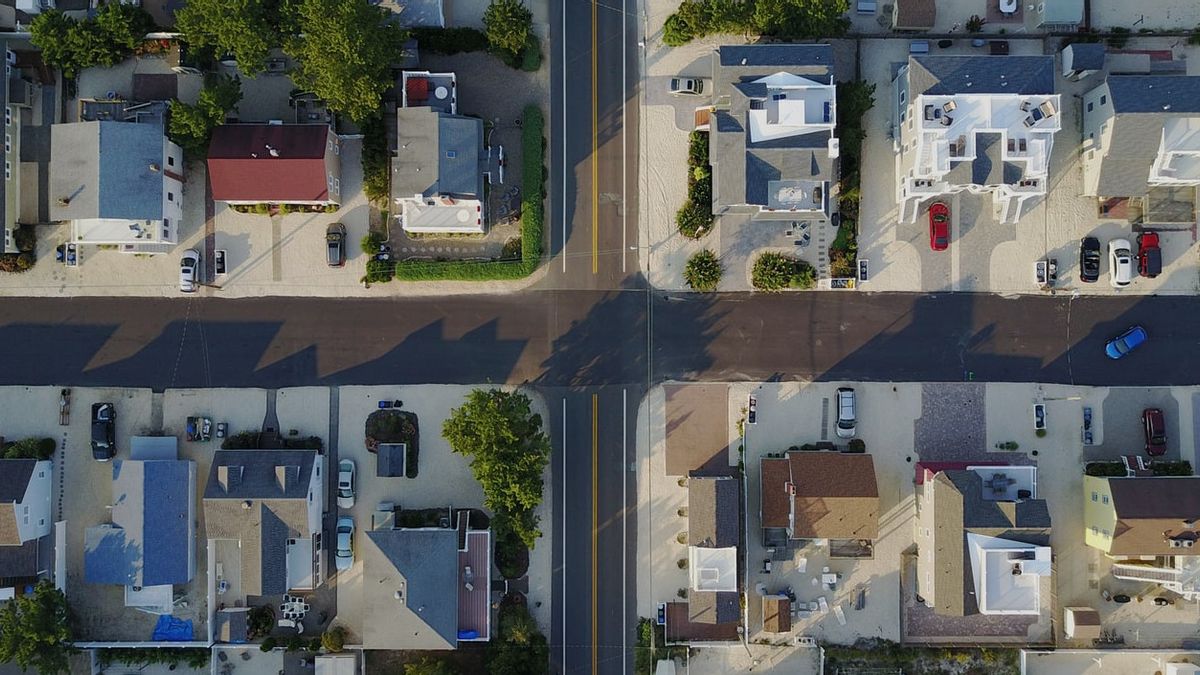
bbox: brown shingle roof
[1108,477,1200,555]
[894,0,936,29]
[760,458,792,529]
[689,476,740,548]
[788,453,879,539]
[762,595,791,633]
[664,601,739,642]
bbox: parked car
[337,459,356,509]
[928,201,949,251]
[326,223,346,267]
[91,402,115,461]
[179,249,201,293]
[335,517,355,572]
[1108,239,1134,288]
[1104,325,1147,360]
[1079,236,1100,283]
[1142,408,1166,457]
[1137,231,1162,278]
[835,387,857,439]
[669,77,710,96]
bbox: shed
[1062,44,1105,81]
[315,654,358,675]
[762,594,792,633]
[1063,606,1101,641]
[376,442,407,477]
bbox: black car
[91,402,115,461]
[1079,236,1101,282]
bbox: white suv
[1108,238,1134,288]
[179,249,201,293]
[835,388,857,439]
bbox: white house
[0,458,52,594]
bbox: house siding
[1082,476,1117,553]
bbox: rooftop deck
[457,530,491,641]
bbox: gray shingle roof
[944,132,1023,187]
[1108,76,1200,114]
[365,529,458,648]
[49,121,168,222]
[0,538,38,578]
[392,107,483,201]
[85,459,195,587]
[718,45,832,69]
[0,459,35,502]
[688,590,739,624]
[214,608,248,643]
[688,477,739,548]
[203,450,316,500]
[909,56,1055,96]
[1064,43,1105,72]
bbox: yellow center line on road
[591,0,599,275]
[591,393,599,675]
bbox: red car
[1137,231,1162,278]
[928,202,950,251]
[1142,408,1166,457]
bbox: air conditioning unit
[1170,539,1184,548]
[785,482,796,496]
[1183,540,1195,548]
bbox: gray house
[0,458,52,585]
[203,450,324,599]
[665,475,741,644]
[709,44,838,219]
[393,107,490,234]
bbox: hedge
[410,27,491,54]
[393,104,544,281]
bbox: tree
[176,0,278,75]
[405,657,458,675]
[320,626,345,653]
[752,0,849,38]
[443,389,551,549]
[751,252,815,291]
[287,0,406,123]
[684,249,721,292]
[483,0,533,57]
[29,10,77,76]
[94,1,155,51]
[168,75,242,157]
[0,580,72,674]
[488,606,549,675]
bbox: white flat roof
[1023,650,1200,675]
[689,546,737,592]
[73,218,166,244]
[968,533,1050,615]
[399,198,484,234]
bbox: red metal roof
[207,124,331,202]
[406,77,429,103]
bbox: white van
[836,388,857,439]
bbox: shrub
[13,224,36,253]
[321,626,345,653]
[662,0,754,46]
[965,14,985,32]
[847,439,866,453]
[751,252,815,291]
[361,115,391,202]
[221,431,260,450]
[1107,26,1131,48]
[1189,26,1200,46]
[519,35,542,71]
[1035,428,1047,438]
[677,558,688,569]
[247,605,274,639]
[684,249,721,291]
[411,27,490,54]
[495,527,530,579]
[676,199,712,238]
[259,637,277,652]
[2,437,56,460]
[1153,460,1193,477]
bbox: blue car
[1105,325,1147,359]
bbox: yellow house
[1082,475,1117,552]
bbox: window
[167,192,174,202]
[1100,94,1107,105]
[4,134,9,153]
[1087,102,1094,112]
[168,156,175,167]
[37,471,44,478]
[4,161,9,180]
[334,142,340,155]
[900,91,906,104]
[38,519,44,526]
[1091,492,1098,502]
[1102,495,1109,504]
[1090,526,1099,536]
[4,108,9,126]
[334,178,340,194]
[1102,529,1110,538]
[900,110,906,123]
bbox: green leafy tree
[287,0,406,123]
[684,249,721,292]
[168,75,242,157]
[29,10,78,76]
[405,657,459,675]
[176,0,278,75]
[752,0,849,38]
[0,580,72,674]
[94,1,155,51]
[483,0,533,57]
[320,626,345,653]
[67,19,125,70]
[488,605,549,675]
[443,389,550,549]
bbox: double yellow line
[591,0,599,275]
[591,393,599,674]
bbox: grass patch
[393,105,545,281]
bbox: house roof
[1107,477,1200,555]
[718,45,832,69]
[0,538,38,578]
[214,608,248,643]
[929,470,1051,616]
[1092,77,1200,197]
[664,600,739,642]
[688,477,739,548]
[392,108,484,200]
[203,450,317,596]
[944,132,1023,186]
[363,528,459,650]
[1064,43,1105,72]
[85,459,196,587]
[1108,76,1200,114]
[49,121,169,222]
[688,590,739,625]
[909,56,1056,96]
[0,459,36,502]
[208,124,332,202]
[894,0,936,29]
[761,452,880,540]
[762,595,791,633]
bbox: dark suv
[91,402,115,461]
[1142,408,1166,457]
[1079,236,1100,283]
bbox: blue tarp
[152,615,193,641]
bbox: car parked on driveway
[1137,231,1161,278]
[91,402,115,461]
[337,459,355,509]
[1142,408,1166,456]
[179,249,201,293]
[1105,325,1147,359]
[326,223,346,267]
[1108,239,1134,288]
[835,388,857,439]
[1079,236,1100,283]
[928,201,949,251]
[335,516,355,572]
[669,77,710,96]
